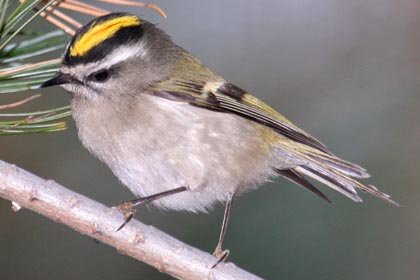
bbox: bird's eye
[89,69,111,83]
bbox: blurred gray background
[1,0,419,279]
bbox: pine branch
[0,159,262,280]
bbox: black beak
[40,73,81,88]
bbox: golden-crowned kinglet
[41,12,398,262]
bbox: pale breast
[72,94,279,212]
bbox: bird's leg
[115,186,187,231]
[212,192,235,268]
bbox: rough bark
[0,160,262,280]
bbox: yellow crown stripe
[70,15,141,57]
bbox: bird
[41,12,398,264]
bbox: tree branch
[0,160,261,280]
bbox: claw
[113,186,188,231]
[115,201,136,231]
[212,246,230,268]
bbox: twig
[59,0,109,15]
[35,0,167,34]
[97,0,167,18]
[36,8,80,35]
[0,94,41,110]
[0,160,262,280]
[49,1,107,16]
[0,58,61,78]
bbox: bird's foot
[114,201,136,231]
[211,245,230,268]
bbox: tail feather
[296,165,362,202]
[308,153,369,178]
[275,145,399,206]
[275,169,331,202]
[295,163,399,206]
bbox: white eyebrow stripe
[100,43,147,69]
[60,42,148,79]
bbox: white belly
[73,94,278,212]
